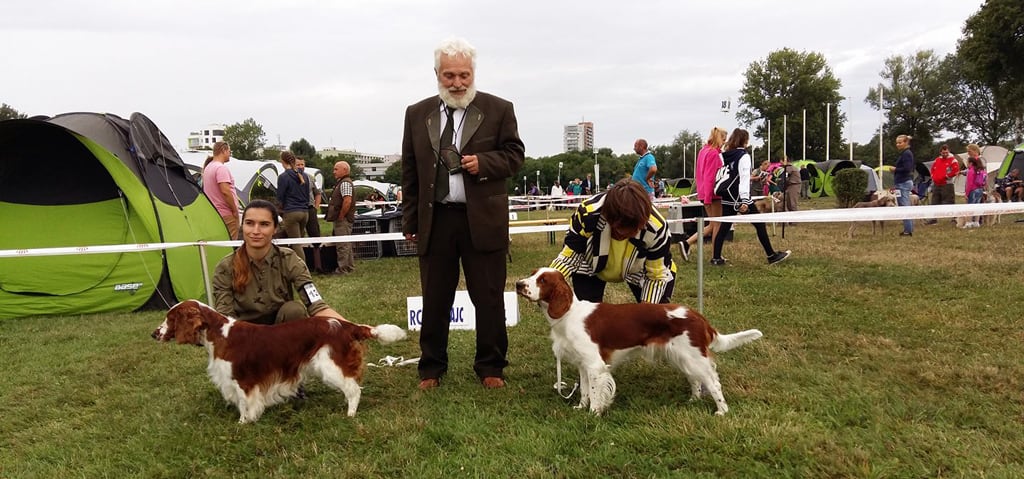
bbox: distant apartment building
[187,124,226,150]
[563,121,594,152]
[319,147,400,181]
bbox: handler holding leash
[549,178,677,304]
[211,199,344,325]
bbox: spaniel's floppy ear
[543,271,574,319]
[169,302,205,345]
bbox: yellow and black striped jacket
[549,192,676,303]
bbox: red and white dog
[152,300,406,423]
[515,268,762,415]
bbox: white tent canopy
[180,151,323,205]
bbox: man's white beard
[438,84,477,109]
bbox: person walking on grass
[710,128,791,266]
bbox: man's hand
[461,154,479,175]
[404,233,418,242]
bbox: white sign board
[407,291,520,331]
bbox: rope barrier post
[197,242,214,306]
[696,217,704,314]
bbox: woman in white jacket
[710,128,791,266]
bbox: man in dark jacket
[401,37,525,390]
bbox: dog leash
[554,356,579,399]
[367,356,420,367]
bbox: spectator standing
[581,173,593,195]
[276,151,310,258]
[295,157,323,271]
[799,165,811,199]
[325,161,355,275]
[893,135,915,236]
[550,180,564,197]
[781,156,801,213]
[631,139,657,198]
[400,37,525,390]
[925,144,960,225]
[202,141,240,239]
[963,144,986,228]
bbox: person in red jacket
[925,144,960,225]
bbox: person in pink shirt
[963,144,987,228]
[202,141,240,239]
[682,126,727,260]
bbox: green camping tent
[0,112,232,319]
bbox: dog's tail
[368,324,407,344]
[710,329,763,353]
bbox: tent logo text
[114,283,144,294]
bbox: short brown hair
[602,178,651,230]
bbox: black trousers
[712,202,775,260]
[418,205,509,380]
[571,272,674,304]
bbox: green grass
[2,200,1023,478]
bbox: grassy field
[2,199,1023,478]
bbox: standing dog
[515,268,762,415]
[983,190,1002,225]
[152,300,406,423]
[847,192,897,238]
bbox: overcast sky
[1,0,985,158]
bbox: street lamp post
[558,161,563,186]
[523,175,527,195]
[536,170,540,194]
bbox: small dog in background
[754,192,783,214]
[847,191,897,237]
[983,190,1003,225]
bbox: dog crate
[387,216,418,256]
[351,218,382,259]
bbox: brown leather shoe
[481,377,506,389]
[418,378,440,390]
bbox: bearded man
[400,37,525,391]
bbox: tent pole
[198,243,214,305]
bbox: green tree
[939,54,1014,145]
[651,130,703,179]
[289,138,317,160]
[382,160,402,185]
[865,50,949,163]
[0,103,27,120]
[738,48,845,161]
[956,0,1024,142]
[223,118,266,161]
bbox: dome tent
[0,112,232,319]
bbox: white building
[563,121,594,152]
[187,124,226,150]
[319,147,400,181]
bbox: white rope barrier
[2,202,1022,259]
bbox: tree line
[4,0,1019,194]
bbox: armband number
[302,283,322,304]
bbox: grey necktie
[435,106,455,201]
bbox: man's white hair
[434,37,477,70]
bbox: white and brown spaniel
[152,300,407,423]
[516,268,762,416]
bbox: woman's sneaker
[767,250,791,265]
[710,258,727,266]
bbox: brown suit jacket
[400,92,525,254]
